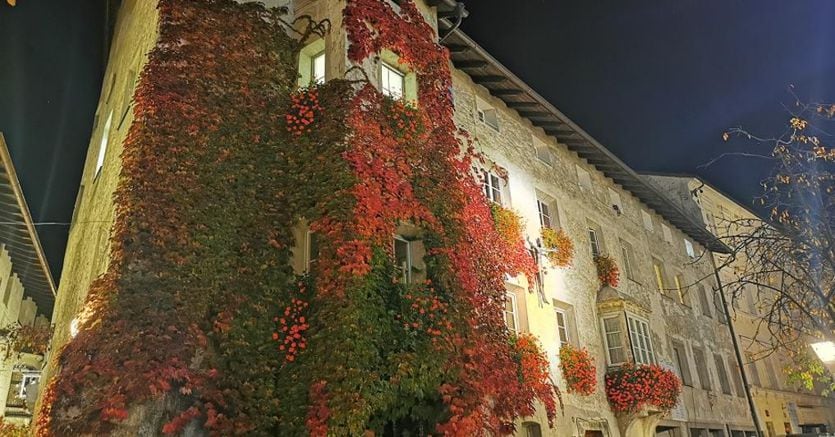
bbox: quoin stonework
[33,0,835,436]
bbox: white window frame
[482,170,504,205]
[537,198,552,229]
[381,62,405,99]
[626,313,655,365]
[588,227,601,258]
[393,235,412,284]
[555,308,570,347]
[476,97,500,131]
[533,136,552,166]
[17,371,40,399]
[95,110,113,178]
[601,316,626,365]
[662,224,673,243]
[576,165,592,191]
[311,51,326,84]
[504,292,519,335]
[620,239,635,281]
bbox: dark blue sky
[1,0,834,283]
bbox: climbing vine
[38,0,559,435]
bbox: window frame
[555,308,570,348]
[671,340,693,386]
[305,230,319,273]
[601,315,627,365]
[310,50,326,85]
[482,169,504,205]
[626,313,655,365]
[713,353,733,395]
[620,239,636,281]
[504,292,519,335]
[693,346,712,390]
[684,238,696,259]
[588,227,602,258]
[652,257,667,294]
[393,235,412,284]
[95,110,114,178]
[381,62,405,99]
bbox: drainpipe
[710,254,764,437]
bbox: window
[684,239,696,258]
[311,51,326,84]
[522,422,542,437]
[555,309,570,348]
[504,293,518,334]
[698,285,712,317]
[305,231,319,272]
[482,170,503,205]
[671,341,693,386]
[394,236,412,284]
[381,62,405,99]
[620,239,635,281]
[537,196,558,229]
[714,291,728,323]
[602,316,626,365]
[588,227,602,258]
[96,110,114,177]
[661,224,673,243]
[730,362,745,397]
[576,166,592,191]
[608,188,623,216]
[674,273,687,305]
[16,372,39,400]
[641,210,654,231]
[652,258,667,294]
[765,359,780,389]
[533,137,553,166]
[693,347,712,390]
[714,354,732,394]
[746,353,761,387]
[476,96,499,131]
[627,315,655,365]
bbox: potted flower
[594,254,620,287]
[605,363,682,414]
[559,344,596,395]
[540,228,574,267]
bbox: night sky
[2,0,834,285]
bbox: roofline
[439,29,731,254]
[0,133,57,303]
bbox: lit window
[482,170,503,205]
[394,236,411,284]
[504,293,518,334]
[674,273,687,305]
[652,258,667,294]
[96,110,113,177]
[555,309,569,347]
[537,198,552,229]
[311,51,326,84]
[626,314,655,365]
[602,316,626,365]
[684,239,696,258]
[381,62,405,99]
[588,227,601,258]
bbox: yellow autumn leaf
[6,0,15,6]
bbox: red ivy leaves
[558,344,597,396]
[605,363,682,413]
[594,254,620,287]
[286,87,322,136]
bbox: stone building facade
[644,175,835,437]
[40,0,827,435]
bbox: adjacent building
[0,133,55,425]
[39,0,834,436]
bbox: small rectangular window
[627,315,655,365]
[602,316,626,365]
[674,273,687,305]
[714,354,732,394]
[620,239,635,281]
[478,108,500,131]
[684,239,696,258]
[608,188,623,216]
[482,170,503,205]
[311,51,326,84]
[576,166,592,191]
[641,210,654,231]
[765,359,780,389]
[745,353,761,387]
[652,258,667,294]
[662,224,673,243]
[730,362,745,397]
[381,62,405,99]
[555,309,569,347]
[672,341,693,386]
[714,292,728,324]
[698,285,713,317]
[504,293,518,334]
[537,197,557,229]
[693,347,712,390]
[394,236,411,284]
[305,231,319,272]
[533,137,553,165]
[588,228,601,258]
